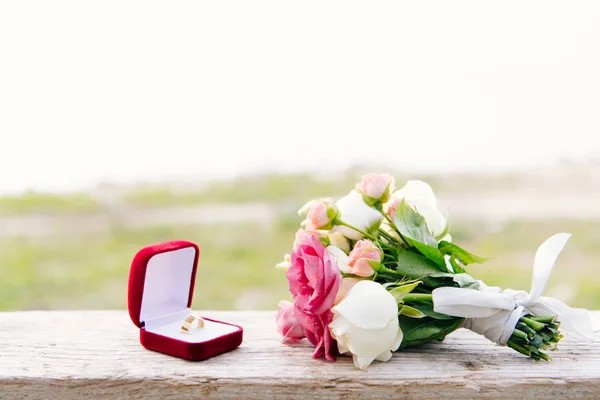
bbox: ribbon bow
[432,233,594,345]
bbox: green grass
[1,215,599,311]
[1,171,599,311]
[119,173,360,207]
[0,192,100,215]
[0,221,295,311]
[118,170,525,208]
[0,169,527,213]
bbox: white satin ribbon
[432,233,594,345]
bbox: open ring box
[128,241,243,360]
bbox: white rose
[327,231,351,253]
[275,254,291,270]
[333,190,383,241]
[329,280,403,370]
[389,180,451,241]
[327,245,351,274]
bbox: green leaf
[395,250,479,289]
[408,302,456,320]
[452,273,479,289]
[398,316,464,349]
[396,250,464,289]
[438,241,489,266]
[394,200,437,247]
[389,281,422,303]
[447,255,466,274]
[399,305,427,318]
[406,238,447,269]
[396,250,446,277]
[430,272,480,289]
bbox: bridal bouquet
[275,174,594,369]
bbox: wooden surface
[0,311,599,399]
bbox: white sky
[1,1,599,194]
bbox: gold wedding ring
[181,314,205,334]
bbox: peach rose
[327,240,381,277]
[383,197,401,220]
[299,198,338,231]
[347,240,382,277]
[356,174,395,205]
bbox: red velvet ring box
[128,240,243,360]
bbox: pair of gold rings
[181,315,205,335]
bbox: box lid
[128,241,200,328]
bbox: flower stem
[381,213,412,249]
[378,266,403,276]
[527,315,557,324]
[512,329,529,341]
[377,228,397,243]
[507,339,531,357]
[403,294,433,303]
[334,220,377,241]
[520,316,546,331]
[507,314,563,361]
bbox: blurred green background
[1,167,599,311]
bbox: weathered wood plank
[0,311,598,399]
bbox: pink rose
[293,229,325,250]
[276,300,306,344]
[347,240,382,277]
[384,198,401,220]
[300,199,338,231]
[356,174,395,205]
[286,235,342,361]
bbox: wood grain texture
[0,310,599,399]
